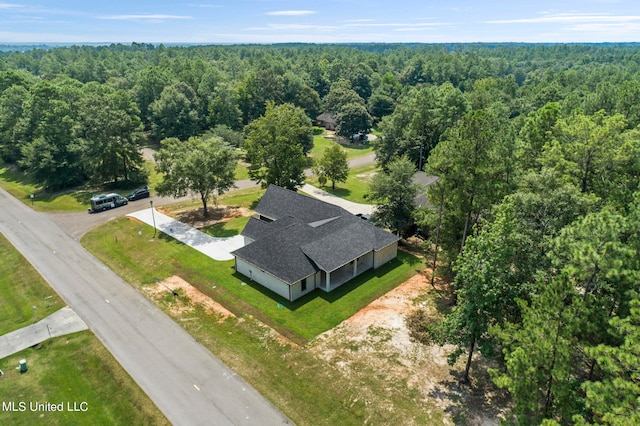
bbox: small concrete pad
[0,306,88,359]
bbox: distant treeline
[1,42,640,189]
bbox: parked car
[126,187,150,201]
[355,213,371,221]
[88,193,128,213]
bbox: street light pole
[150,200,157,238]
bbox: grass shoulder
[0,234,65,335]
[0,234,168,425]
[0,160,159,213]
[0,331,169,425]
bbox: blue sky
[1,1,639,44]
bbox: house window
[301,277,307,292]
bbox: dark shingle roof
[254,184,346,222]
[301,221,372,271]
[232,185,400,284]
[232,220,319,284]
[413,171,440,207]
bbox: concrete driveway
[0,306,88,359]
[127,208,245,261]
[300,183,376,216]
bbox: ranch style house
[231,185,400,301]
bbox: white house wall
[290,271,321,301]
[235,257,291,300]
[374,242,398,269]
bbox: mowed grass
[0,233,65,335]
[308,128,373,162]
[234,159,250,181]
[0,331,169,426]
[306,162,379,204]
[0,163,90,212]
[0,159,160,213]
[81,216,422,342]
[201,215,251,238]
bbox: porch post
[325,271,330,291]
[353,258,358,277]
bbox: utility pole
[150,200,157,238]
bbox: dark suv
[126,187,150,201]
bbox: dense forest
[1,43,639,424]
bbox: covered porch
[318,251,373,292]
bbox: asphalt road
[50,177,260,240]
[0,187,291,426]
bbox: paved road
[50,177,260,240]
[300,183,375,216]
[52,152,377,240]
[0,187,291,426]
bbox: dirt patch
[143,276,235,320]
[308,269,505,425]
[354,171,378,182]
[146,271,504,423]
[144,276,298,348]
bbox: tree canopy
[313,143,349,190]
[243,102,311,190]
[155,135,237,216]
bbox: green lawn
[0,159,160,213]
[308,128,373,162]
[0,233,65,335]
[81,217,422,343]
[80,217,442,425]
[0,331,169,426]
[234,160,250,181]
[201,215,251,238]
[306,162,379,204]
[0,233,168,425]
[0,163,89,212]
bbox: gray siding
[235,257,291,300]
[290,272,318,300]
[374,242,398,269]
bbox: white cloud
[99,14,192,21]
[266,10,316,16]
[190,3,223,8]
[0,3,23,9]
[344,22,448,29]
[487,13,640,24]
[246,23,337,31]
[566,22,640,32]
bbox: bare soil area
[308,270,507,425]
[144,276,235,320]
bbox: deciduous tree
[313,143,349,190]
[335,102,372,142]
[244,102,311,190]
[155,136,237,216]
